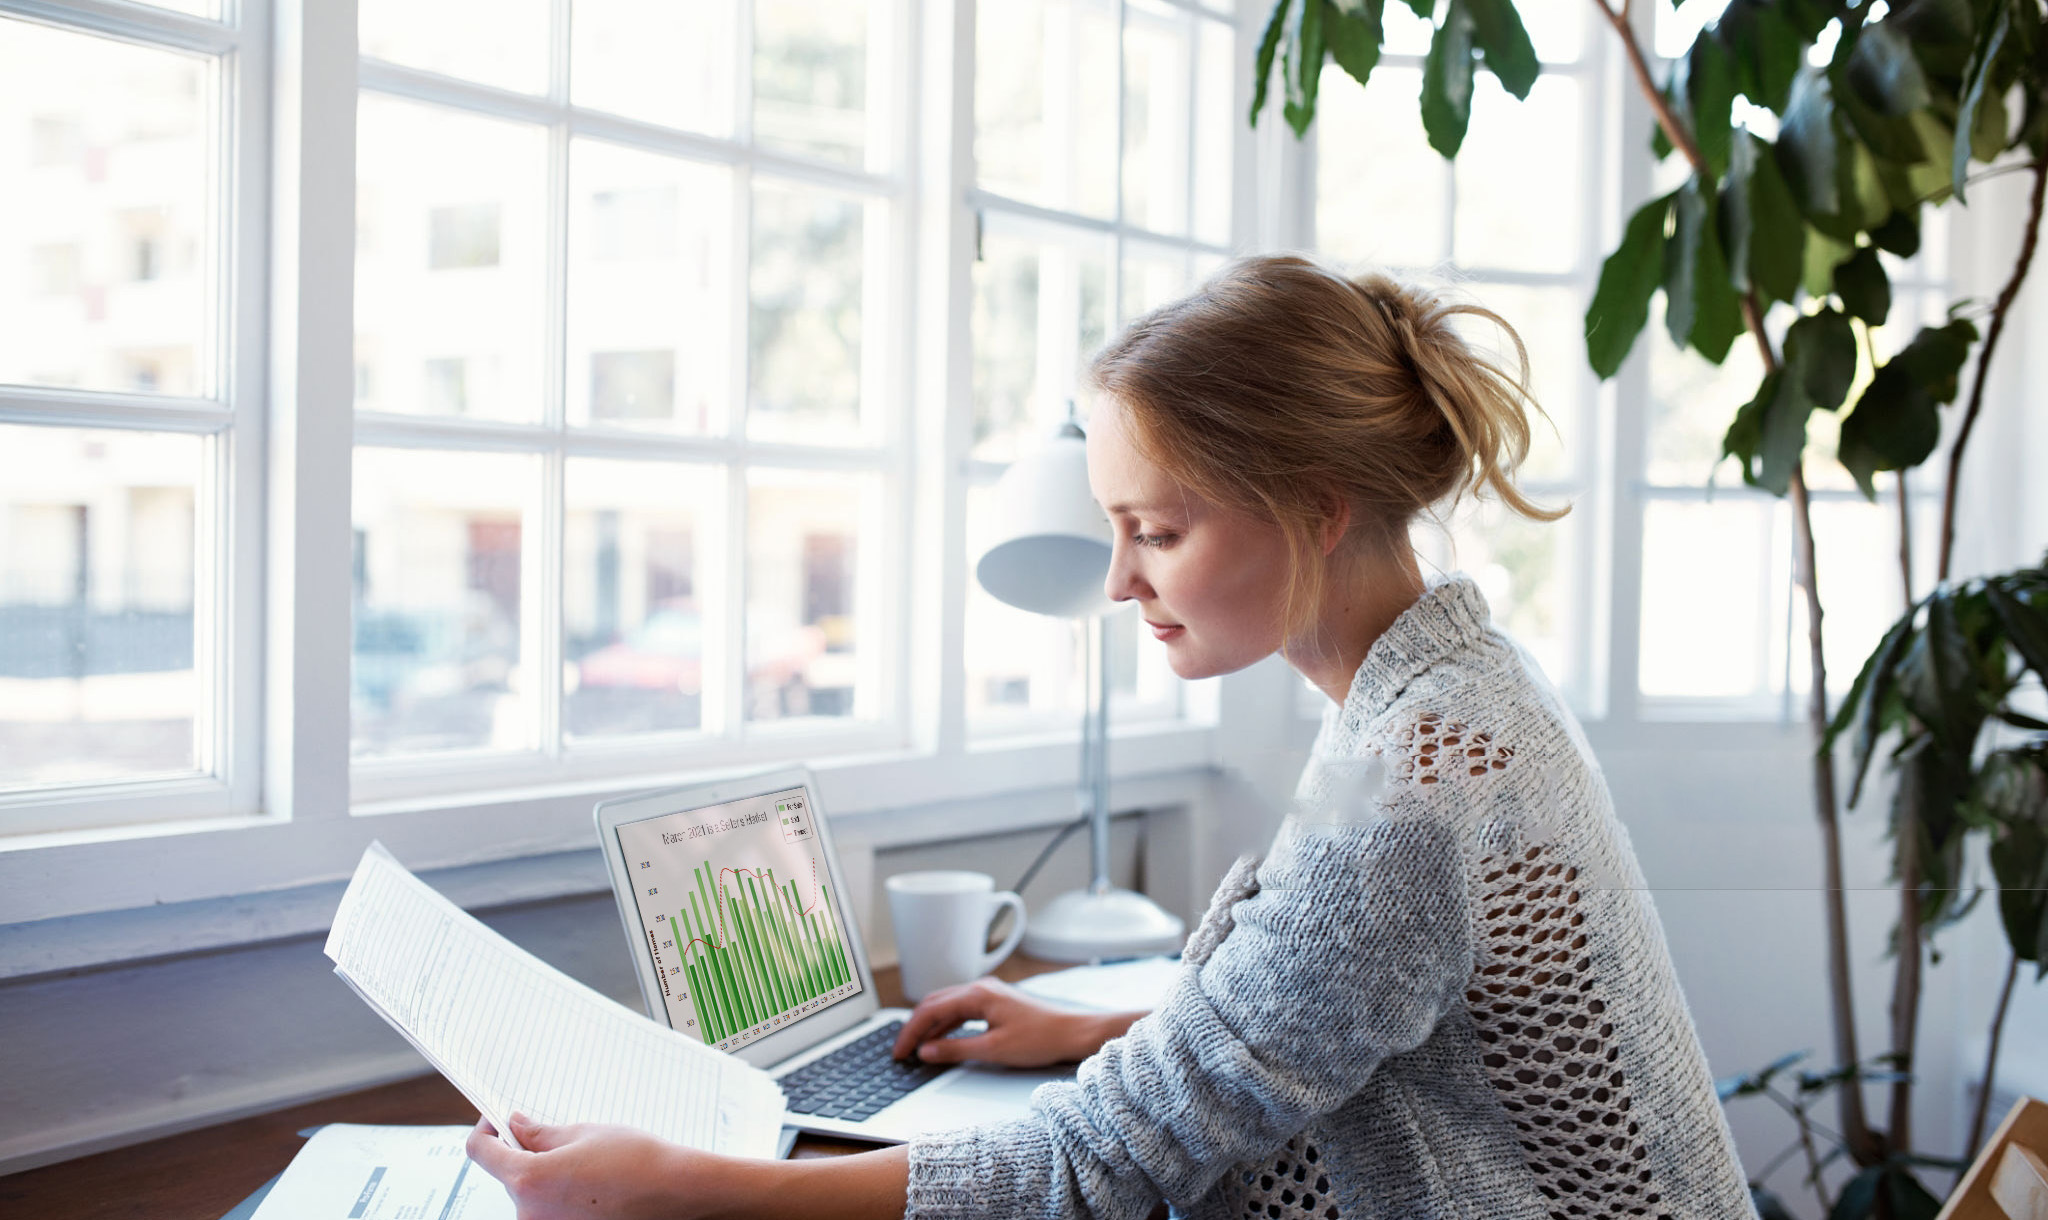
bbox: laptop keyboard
[778,1021,950,1122]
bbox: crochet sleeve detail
[904,815,1473,1220]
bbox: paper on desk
[249,1124,512,1220]
[325,843,785,1159]
[1015,955,1184,1014]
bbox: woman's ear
[1318,496,1352,557]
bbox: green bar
[765,875,815,1002]
[692,891,750,1031]
[737,876,790,1014]
[684,948,720,1041]
[748,875,800,1010]
[820,882,851,985]
[706,866,771,1027]
[687,905,740,1038]
[808,911,838,990]
[801,907,831,994]
[798,888,831,998]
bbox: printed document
[325,843,785,1158]
[250,1124,512,1220]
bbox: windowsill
[0,720,1218,980]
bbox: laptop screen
[613,784,866,1052]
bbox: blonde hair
[1087,253,1565,643]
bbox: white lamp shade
[975,428,1115,618]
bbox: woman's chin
[1162,639,1271,682]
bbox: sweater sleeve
[903,811,1473,1220]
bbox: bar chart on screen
[616,787,864,1051]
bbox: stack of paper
[325,843,785,1158]
[249,1125,513,1220]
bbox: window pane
[0,426,201,789]
[1454,75,1583,274]
[0,18,214,397]
[352,448,536,758]
[565,460,722,739]
[1639,499,1779,700]
[359,0,549,94]
[1645,298,1767,485]
[1121,243,1190,325]
[972,226,1111,464]
[1790,498,1930,697]
[746,472,874,723]
[1314,64,1448,269]
[355,97,549,422]
[1459,283,1585,483]
[754,0,868,168]
[568,141,732,433]
[748,184,865,442]
[1192,19,1236,247]
[572,0,735,135]
[1123,1,1191,238]
[976,0,1118,219]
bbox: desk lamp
[976,419,1187,963]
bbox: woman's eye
[1132,531,1178,549]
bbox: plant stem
[1940,156,2048,581]
[1788,465,1879,1165]
[1895,472,1913,608]
[1794,1098,1834,1216]
[1590,0,1879,1164]
[1888,821,1922,1156]
[1966,954,2020,1161]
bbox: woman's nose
[1104,540,1150,604]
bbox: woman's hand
[465,1113,716,1220]
[891,977,1143,1068]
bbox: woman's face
[1086,403,1295,680]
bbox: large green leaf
[1723,0,1805,113]
[1586,193,1672,380]
[1324,0,1386,89]
[1902,589,1986,758]
[1722,366,1814,495]
[1690,36,1738,179]
[1980,748,2048,965]
[1955,0,2014,200]
[1833,245,1892,323]
[1884,1164,1945,1220]
[1281,0,1326,137]
[1832,1166,1884,1220]
[1986,581,2048,679]
[1837,322,1977,498]
[1466,0,1537,99]
[1847,22,1933,117]
[1831,604,1918,807]
[1804,227,1855,298]
[1725,132,1807,304]
[1251,0,1295,126]
[1420,0,1477,157]
[1870,209,1921,258]
[1785,308,1857,410]
[1778,69,1842,215]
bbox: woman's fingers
[509,1112,571,1153]
[465,1117,525,1181]
[910,1031,992,1065]
[891,984,989,1059]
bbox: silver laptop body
[595,765,1067,1144]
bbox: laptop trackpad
[884,1065,1069,1132]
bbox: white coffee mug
[885,870,1027,1002]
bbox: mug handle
[980,891,1028,973]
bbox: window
[964,0,1240,736]
[0,1,259,831]
[1311,3,1603,713]
[349,0,905,799]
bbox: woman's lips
[1146,620,1184,642]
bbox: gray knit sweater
[905,576,1754,1220]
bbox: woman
[466,254,1754,1220]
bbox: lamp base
[1021,887,1187,963]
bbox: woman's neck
[1287,547,1427,707]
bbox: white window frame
[0,0,1239,957]
[0,0,270,837]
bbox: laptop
[595,765,1070,1143]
